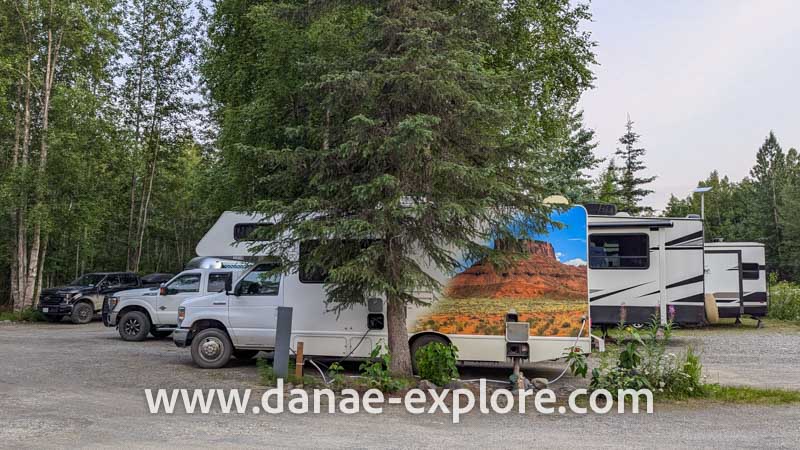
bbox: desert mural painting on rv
[413,206,589,338]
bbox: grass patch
[0,308,45,322]
[702,384,800,405]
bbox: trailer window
[742,263,760,280]
[589,234,649,269]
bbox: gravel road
[0,321,798,449]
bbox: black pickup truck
[38,272,143,324]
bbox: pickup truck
[38,272,142,324]
[103,268,243,341]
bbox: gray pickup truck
[38,272,142,324]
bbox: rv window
[233,223,272,241]
[208,272,232,292]
[742,263,760,280]
[299,239,381,284]
[237,264,280,296]
[589,234,649,269]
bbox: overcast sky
[579,0,800,211]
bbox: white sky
[579,0,800,211]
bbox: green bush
[359,342,411,392]
[0,308,45,322]
[414,342,459,386]
[768,280,800,322]
[591,316,705,398]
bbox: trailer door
[704,251,743,318]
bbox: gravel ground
[0,321,799,449]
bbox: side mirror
[159,286,167,296]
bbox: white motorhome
[704,241,768,320]
[586,209,767,327]
[173,208,595,368]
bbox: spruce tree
[614,117,655,215]
[203,0,595,375]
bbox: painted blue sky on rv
[502,206,588,266]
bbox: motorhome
[173,208,596,368]
[586,207,767,327]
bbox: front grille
[40,295,65,305]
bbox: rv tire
[191,328,232,369]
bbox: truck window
[208,272,232,292]
[589,234,649,269]
[104,275,122,287]
[120,274,138,287]
[742,263,760,280]
[237,264,280,296]
[167,274,201,293]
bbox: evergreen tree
[543,107,602,202]
[614,116,655,215]
[593,158,622,206]
[203,0,596,375]
[750,132,787,277]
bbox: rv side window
[589,234,649,269]
[237,264,280,296]
[742,263,760,280]
[299,241,327,283]
[208,272,232,292]
[233,223,272,241]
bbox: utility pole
[692,186,712,220]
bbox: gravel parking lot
[0,321,799,449]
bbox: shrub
[591,316,705,399]
[256,358,277,386]
[359,342,411,392]
[414,342,459,386]
[0,308,45,322]
[768,280,800,322]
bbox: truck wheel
[150,329,173,339]
[71,302,94,324]
[410,334,449,373]
[191,328,233,369]
[233,349,259,360]
[118,311,150,341]
[44,314,62,323]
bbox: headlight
[108,296,120,310]
[177,306,186,323]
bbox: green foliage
[612,117,656,215]
[327,362,346,389]
[256,357,277,386]
[359,342,412,392]
[414,342,459,386]
[0,308,45,322]
[703,384,800,405]
[591,318,705,399]
[664,132,800,282]
[768,281,800,322]
[565,347,588,378]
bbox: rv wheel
[410,334,449,373]
[191,328,232,369]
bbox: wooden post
[295,341,304,380]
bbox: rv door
[704,251,743,318]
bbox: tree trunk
[386,296,412,376]
[33,237,47,306]
[134,136,160,272]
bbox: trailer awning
[589,220,674,229]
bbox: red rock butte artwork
[444,239,587,301]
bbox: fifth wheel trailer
[587,213,768,326]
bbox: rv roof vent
[686,214,701,219]
[583,203,617,216]
[615,212,631,217]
